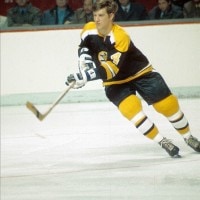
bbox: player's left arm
[100,31,131,80]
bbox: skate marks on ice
[1,132,199,178]
[1,135,200,200]
[1,100,200,179]
[1,100,200,200]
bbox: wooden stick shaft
[26,82,75,121]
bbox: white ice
[1,99,200,200]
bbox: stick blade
[26,101,45,121]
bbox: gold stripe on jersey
[80,22,150,85]
[81,22,98,40]
[101,61,119,79]
[101,62,114,79]
[81,22,130,53]
[103,65,153,86]
[112,24,130,52]
[106,61,119,73]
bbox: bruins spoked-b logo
[98,51,121,65]
[98,51,108,62]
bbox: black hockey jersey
[79,22,153,86]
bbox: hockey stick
[26,81,75,121]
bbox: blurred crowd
[0,0,199,28]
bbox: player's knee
[118,95,142,120]
[153,94,180,117]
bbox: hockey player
[66,0,200,157]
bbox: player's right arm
[66,23,100,89]
[66,50,99,89]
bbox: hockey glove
[66,73,86,89]
[66,48,98,89]
[78,47,98,81]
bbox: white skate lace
[159,138,174,150]
[186,136,199,147]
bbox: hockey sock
[167,110,191,138]
[153,94,191,138]
[130,110,159,140]
[118,95,161,140]
[153,94,179,117]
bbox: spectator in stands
[7,0,41,27]
[0,15,8,28]
[172,0,190,8]
[136,0,158,11]
[68,0,83,10]
[115,0,149,21]
[149,0,184,19]
[72,0,94,24]
[183,0,200,17]
[42,0,74,25]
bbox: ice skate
[159,138,180,157]
[184,135,200,152]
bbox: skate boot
[184,135,200,152]
[159,138,180,157]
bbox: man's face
[15,0,28,7]
[56,0,68,8]
[158,0,170,12]
[83,0,93,14]
[93,8,114,35]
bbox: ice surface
[1,99,200,200]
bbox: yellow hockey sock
[153,95,190,135]
[118,95,159,139]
